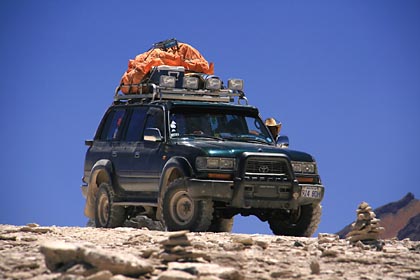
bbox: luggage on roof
[120,39,214,94]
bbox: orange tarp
[120,43,214,94]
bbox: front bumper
[186,178,324,210]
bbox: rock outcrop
[398,213,420,241]
[1,224,419,279]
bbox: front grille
[246,159,287,174]
[244,157,291,182]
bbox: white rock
[40,241,153,277]
[318,233,339,244]
[232,235,254,246]
[82,247,153,276]
[157,270,197,280]
[39,241,83,271]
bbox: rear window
[99,109,126,141]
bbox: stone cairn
[346,201,385,247]
[159,230,208,263]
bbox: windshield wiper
[223,135,270,144]
[181,134,224,141]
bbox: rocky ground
[1,224,419,280]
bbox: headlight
[291,161,316,174]
[196,157,235,171]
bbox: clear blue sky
[1,1,419,235]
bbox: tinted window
[144,107,164,137]
[125,107,148,141]
[99,109,126,141]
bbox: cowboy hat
[265,117,282,127]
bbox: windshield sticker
[170,120,179,137]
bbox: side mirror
[277,135,289,148]
[85,140,93,147]
[144,128,163,142]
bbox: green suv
[82,72,324,236]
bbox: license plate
[301,186,322,199]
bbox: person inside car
[265,117,282,142]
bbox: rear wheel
[268,204,321,237]
[95,183,126,228]
[162,178,213,231]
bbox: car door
[111,105,165,201]
[135,106,166,194]
[112,106,148,192]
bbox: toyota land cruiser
[81,71,324,236]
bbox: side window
[99,109,126,141]
[144,107,164,138]
[125,107,148,141]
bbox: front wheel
[268,204,322,237]
[95,183,126,228]
[162,178,214,232]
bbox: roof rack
[114,83,249,105]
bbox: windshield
[169,107,274,144]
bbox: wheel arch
[156,156,193,220]
[84,159,114,219]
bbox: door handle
[134,152,140,159]
[112,151,117,157]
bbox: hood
[174,139,314,162]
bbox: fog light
[159,75,176,88]
[206,78,222,90]
[183,76,199,89]
[228,79,244,91]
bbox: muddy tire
[268,204,322,237]
[95,183,126,228]
[208,216,234,233]
[162,178,213,232]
